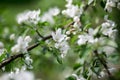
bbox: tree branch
[0,35,52,69]
[0,53,24,69]
[0,3,90,69]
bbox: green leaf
[93,0,97,6]
[22,28,30,37]
[66,76,76,80]
[94,26,101,38]
[56,56,63,64]
[83,23,92,31]
[0,49,7,62]
[0,53,6,62]
[51,48,63,64]
[87,75,91,80]
[73,63,81,70]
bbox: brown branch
[27,42,40,51]
[27,35,52,51]
[94,50,112,77]
[0,35,52,69]
[0,53,24,69]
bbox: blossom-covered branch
[0,35,52,69]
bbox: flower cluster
[105,0,120,12]
[101,21,116,39]
[0,70,34,80]
[62,0,83,18]
[11,36,32,53]
[77,28,98,45]
[17,9,40,24]
[41,7,60,24]
[62,0,82,35]
[17,7,60,25]
[101,15,117,39]
[52,28,69,58]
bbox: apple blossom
[16,9,40,24]
[11,36,32,53]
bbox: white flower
[25,55,33,66]
[77,34,88,45]
[105,0,116,12]
[11,45,21,53]
[117,2,120,9]
[41,7,60,24]
[24,36,32,43]
[11,36,32,53]
[14,68,20,74]
[101,21,117,38]
[77,28,98,45]
[73,16,81,28]
[55,41,69,58]
[10,34,15,40]
[41,13,55,24]
[9,71,14,79]
[73,16,80,22]
[17,9,40,24]
[100,71,106,78]
[52,28,69,58]
[66,31,71,35]
[65,0,73,4]
[14,71,34,80]
[52,28,67,42]
[62,0,83,18]
[0,71,34,80]
[87,28,98,43]
[48,7,60,16]
[62,5,82,18]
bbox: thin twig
[94,50,112,77]
[35,28,44,39]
